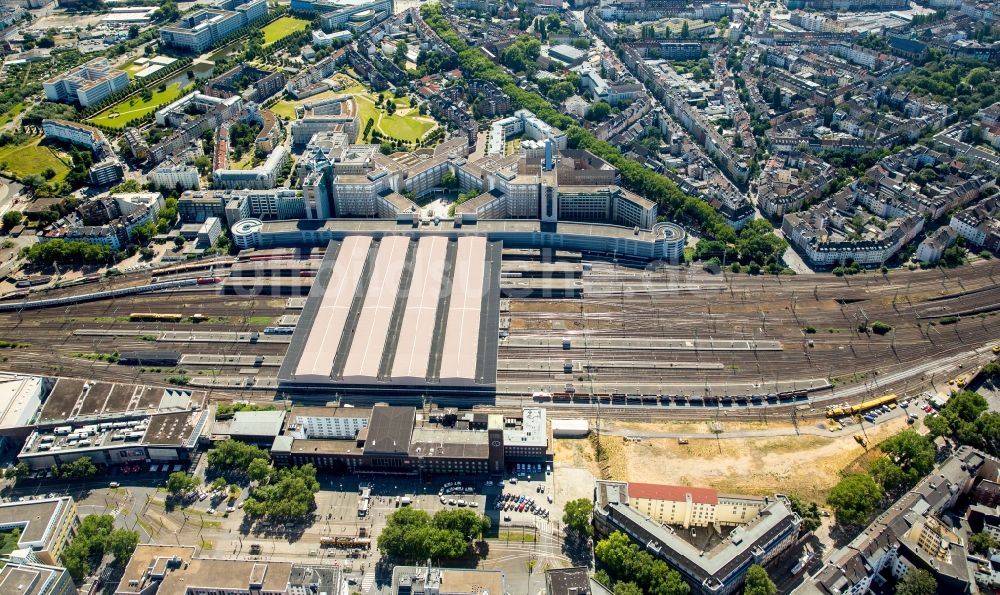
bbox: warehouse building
[0,374,46,447]
[13,379,210,471]
[594,481,801,595]
[551,418,589,437]
[271,404,550,475]
[18,409,209,471]
[277,235,500,399]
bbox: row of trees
[828,430,936,526]
[51,457,99,479]
[20,240,115,266]
[377,507,490,562]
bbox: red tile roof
[627,483,718,505]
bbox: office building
[154,92,243,127]
[41,119,112,160]
[0,562,75,595]
[88,159,126,186]
[42,58,129,107]
[148,163,201,191]
[487,109,567,157]
[196,217,222,248]
[0,497,79,566]
[160,0,267,53]
[391,564,506,595]
[114,544,347,595]
[213,146,289,190]
[291,0,393,32]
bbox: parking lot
[492,464,554,531]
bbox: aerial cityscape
[0,0,998,593]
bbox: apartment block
[595,481,801,595]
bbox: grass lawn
[1,529,21,566]
[379,108,436,141]
[0,103,26,127]
[231,153,259,170]
[497,531,537,542]
[354,93,435,143]
[86,82,189,129]
[261,16,310,47]
[0,137,70,182]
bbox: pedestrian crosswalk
[360,571,375,594]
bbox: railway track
[0,260,995,420]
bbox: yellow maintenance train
[826,394,897,418]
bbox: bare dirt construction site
[554,417,910,503]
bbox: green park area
[0,136,70,182]
[353,89,436,143]
[271,76,437,144]
[262,16,310,47]
[0,103,26,127]
[86,82,189,129]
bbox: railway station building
[270,404,550,476]
[277,235,501,401]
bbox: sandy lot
[554,416,909,503]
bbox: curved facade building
[232,218,264,249]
